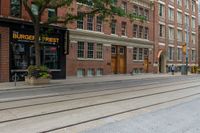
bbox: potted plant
[25,65,52,85]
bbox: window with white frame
[185,15,189,25]
[121,22,127,36]
[168,7,174,21]
[144,9,149,20]
[159,4,165,17]
[192,18,195,29]
[159,24,165,37]
[133,47,138,60]
[192,34,195,44]
[111,20,116,34]
[138,48,143,60]
[77,69,85,77]
[177,0,182,7]
[138,26,143,38]
[87,69,94,77]
[121,1,127,13]
[77,12,84,29]
[87,43,94,58]
[177,11,182,24]
[87,14,93,30]
[133,24,138,38]
[192,0,195,13]
[144,27,149,39]
[96,44,103,59]
[168,27,174,40]
[177,30,182,41]
[96,68,103,76]
[177,48,182,61]
[168,47,174,61]
[96,16,103,32]
[184,0,189,9]
[77,42,84,58]
[192,50,195,61]
[133,5,138,15]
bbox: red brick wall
[0,27,9,82]
[66,42,112,76]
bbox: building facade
[67,0,154,77]
[0,0,68,82]
[153,0,199,73]
[0,0,199,82]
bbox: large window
[177,0,182,7]
[121,1,127,13]
[111,20,116,34]
[87,43,94,58]
[11,44,60,69]
[77,12,84,29]
[133,24,138,38]
[87,14,93,30]
[192,18,195,29]
[177,11,182,24]
[168,27,174,40]
[192,50,195,61]
[96,44,103,59]
[159,4,165,17]
[168,47,174,61]
[138,26,143,38]
[168,7,174,21]
[77,42,84,58]
[184,0,189,9]
[159,24,165,37]
[192,0,195,13]
[121,22,127,36]
[177,48,182,61]
[177,30,182,42]
[10,0,21,17]
[96,16,103,32]
[133,47,145,61]
[48,8,57,19]
[144,27,149,39]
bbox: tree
[22,0,147,66]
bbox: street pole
[185,23,189,75]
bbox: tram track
[0,81,200,124]
[0,78,199,111]
[41,92,200,133]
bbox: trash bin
[181,65,186,75]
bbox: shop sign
[12,31,60,45]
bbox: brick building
[67,0,154,77]
[0,0,199,82]
[0,0,68,82]
[153,0,199,73]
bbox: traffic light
[182,43,186,55]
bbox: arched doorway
[159,53,166,73]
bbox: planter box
[25,76,50,85]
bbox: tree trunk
[34,21,41,66]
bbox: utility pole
[185,22,189,75]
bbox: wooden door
[111,46,117,74]
[119,46,126,74]
[144,58,148,73]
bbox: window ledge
[77,58,104,61]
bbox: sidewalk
[0,73,193,91]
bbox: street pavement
[0,73,199,133]
[0,73,192,90]
[81,97,200,133]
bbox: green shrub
[27,65,52,79]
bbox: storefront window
[10,0,21,17]
[42,46,59,69]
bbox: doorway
[159,53,166,73]
[111,45,126,74]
